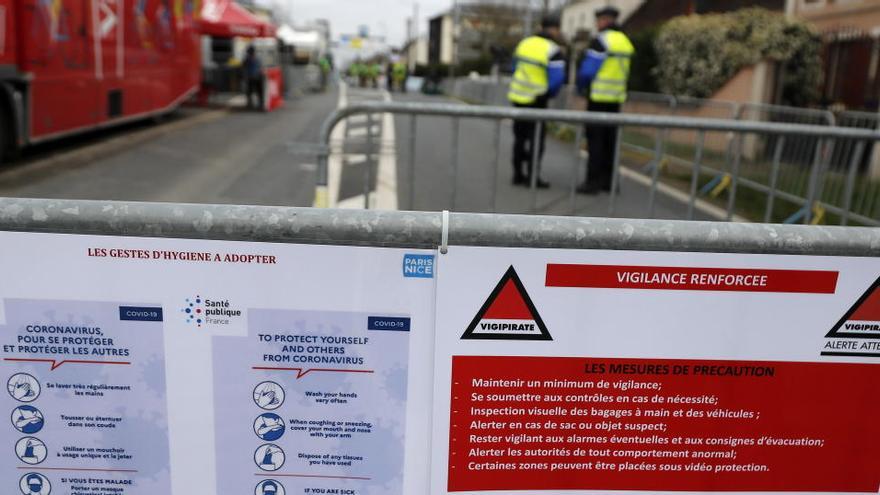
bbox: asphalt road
[0,90,338,206]
[0,85,719,221]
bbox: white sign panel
[432,246,880,495]
[0,232,435,495]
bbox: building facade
[428,13,455,65]
[560,0,644,42]
[428,4,527,70]
[404,36,430,71]
[788,0,880,110]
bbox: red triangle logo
[461,266,551,340]
[827,276,880,339]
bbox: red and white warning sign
[432,247,880,495]
[461,266,550,340]
[827,276,880,339]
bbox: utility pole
[449,0,460,78]
[413,2,419,40]
[408,3,419,72]
[524,0,533,37]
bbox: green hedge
[653,7,821,106]
[629,25,661,93]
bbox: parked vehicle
[0,0,201,163]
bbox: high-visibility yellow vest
[590,29,634,104]
[508,36,559,105]
[392,62,407,80]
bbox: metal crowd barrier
[446,81,880,225]
[833,110,880,224]
[0,198,877,257]
[623,94,740,212]
[312,101,880,226]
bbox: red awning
[199,0,275,38]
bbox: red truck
[0,0,201,163]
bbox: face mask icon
[29,479,42,492]
[255,479,285,495]
[19,472,50,495]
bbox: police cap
[541,14,561,28]
[594,6,620,18]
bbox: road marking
[327,83,348,207]
[618,167,748,222]
[328,85,397,210]
[374,90,398,210]
[346,127,369,137]
[576,148,747,221]
[336,194,366,209]
[346,126,381,137]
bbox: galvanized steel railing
[312,101,880,226]
[446,81,880,225]
[0,197,878,257]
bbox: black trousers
[584,101,621,188]
[246,76,264,110]
[512,103,547,179]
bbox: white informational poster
[0,232,436,495]
[431,246,880,495]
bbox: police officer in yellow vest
[508,15,566,188]
[575,6,634,194]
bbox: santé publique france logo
[181,296,204,327]
[461,266,551,340]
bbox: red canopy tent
[199,0,276,38]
